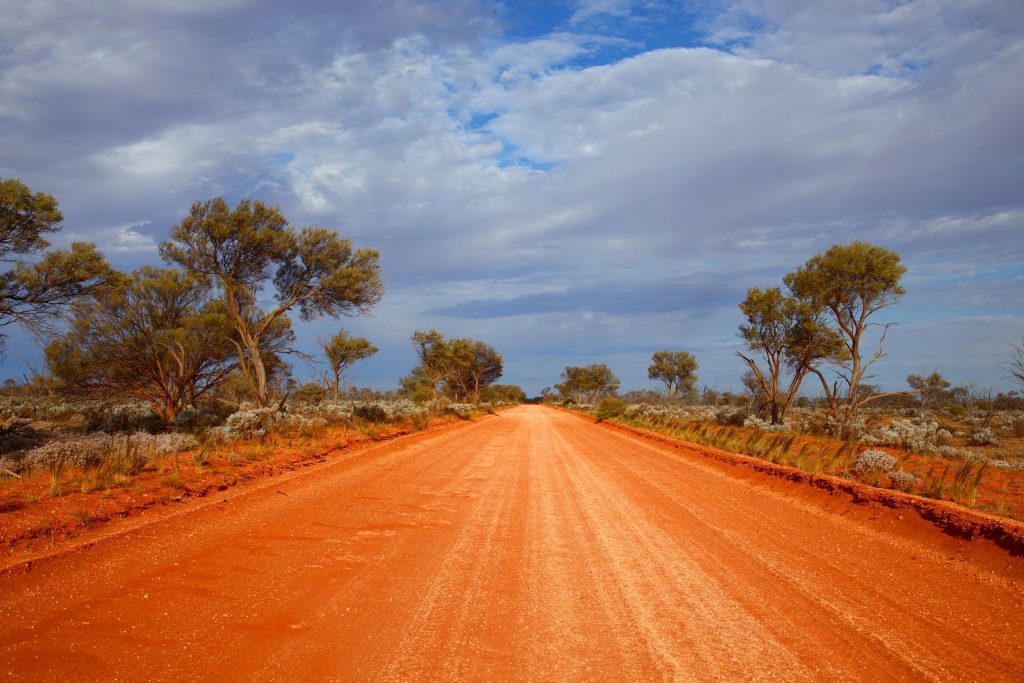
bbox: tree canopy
[556,364,620,404]
[322,331,377,402]
[0,179,113,354]
[160,198,383,406]
[906,371,951,408]
[783,241,906,426]
[45,267,239,422]
[647,350,698,401]
[736,287,842,424]
[404,330,503,403]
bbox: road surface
[1,405,1022,681]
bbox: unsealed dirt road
[2,406,1023,681]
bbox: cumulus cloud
[0,0,1021,392]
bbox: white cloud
[0,1,1021,392]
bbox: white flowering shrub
[825,415,868,439]
[445,403,476,418]
[887,470,920,492]
[860,419,941,454]
[211,400,429,442]
[852,449,897,476]
[743,415,787,432]
[969,428,999,446]
[936,445,971,460]
[0,455,22,478]
[989,459,1024,472]
[621,404,717,422]
[21,432,199,470]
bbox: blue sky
[1,0,1022,395]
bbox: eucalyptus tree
[45,267,240,422]
[736,287,842,424]
[647,350,699,401]
[556,364,620,404]
[447,338,503,403]
[408,330,503,403]
[0,178,113,354]
[322,331,377,402]
[906,371,951,408]
[160,198,383,406]
[784,241,906,425]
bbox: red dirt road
[2,405,1023,681]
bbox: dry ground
[1,405,1023,681]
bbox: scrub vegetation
[544,242,1023,519]
[0,180,522,547]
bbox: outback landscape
[2,0,1024,680]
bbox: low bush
[887,470,919,493]
[595,397,627,422]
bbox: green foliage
[647,350,698,400]
[447,338,503,402]
[322,331,377,401]
[595,397,627,422]
[783,241,906,424]
[555,364,620,404]
[45,267,239,423]
[0,178,63,255]
[406,330,504,403]
[160,198,383,406]
[0,179,115,352]
[480,384,527,403]
[736,286,843,424]
[906,371,951,408]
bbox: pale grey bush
[937,445,971,459]
[446,403,475,418]
[861,419,941,453]
[887,470,920,492]
[852,449,897,475]
[970,428,999,446]
[743,415,787,432]
[0,455,24,477]
[989,459,1024,472]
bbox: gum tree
[906,371,951,408]
[647,350,699,401]
[784,241,906,427]
[447,338,503,403]
[409,330,457,401]
[406,330,503,403]
[736,287,842,424]
[45,267,240,422]
[0,178,113,354]
[160,198,383,406]
[322,331,377,402]
[556,364,620,404]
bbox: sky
[1,0,1022,397]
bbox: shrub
[887,470,919,493]
[860,419,940,453]
[851,449,897,486]
[944,403,968,418]
[595,397,627,422]
[969,428,999,446]
[743,415,787,432]
[715,408,748,427]
[352,403,388,423]
[989,459,1024,472]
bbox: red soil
[0,417,464,557]
[1,405,1022,681]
